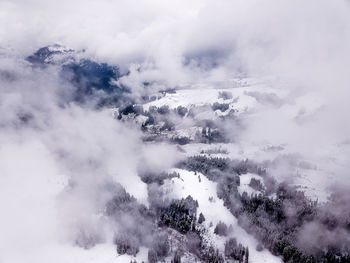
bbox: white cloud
[0,55,180,262]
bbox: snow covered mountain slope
[110,77,350,262]
[1,45,349,263]
[2,0,350,261]
[163,169,282,263]
[117,77,335,202]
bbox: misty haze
[0,0,349,263]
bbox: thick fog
[0,54,181,262]
[1,0,350,262]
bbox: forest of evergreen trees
[182,155,350,263]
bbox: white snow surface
[238,173,265,196]
[143,82,284,117]
[164,168,282,263]
[180,141,333,202]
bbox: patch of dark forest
[179,155,350,263]
[101,181,250,263]
[117,102,236,145]
[83,155,350,263]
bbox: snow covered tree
[198,213,206,224]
